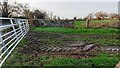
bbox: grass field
[33,26,120,46]
[75,21,85,28]
[3,20,120,67]
[34,27,119,34]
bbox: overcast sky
[1,0,119,18]
[6,0,119,2]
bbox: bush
[81,20,120,28]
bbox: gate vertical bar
[10,19,17,38]
[17,19,24,36]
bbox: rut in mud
[19,31,120,58]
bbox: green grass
[33,20,120,35]
[75,21,86,28]
[44,53,119,67]
[33,27,119,35]
[18,38,27,47]
[4,49,119,68]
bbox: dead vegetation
[81,20,120,28]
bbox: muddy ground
[18,31,120,58]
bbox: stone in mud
[111,48,120,51]
[71,48,77,50]
[51,48,57,52]
[116,49,120,51]
[38,39,41,41]
[56,48,62,51]
[39,47,44,49]
[45,47,52,52]
[66,48,72,51]
[63,47,70,51]
[106,48,111,51]
[41,47,48,51]
[82,44,96,52]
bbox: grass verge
[33,27,119,35]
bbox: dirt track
[19,31,120,58]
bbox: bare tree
[83,17,89,20]
[73,17,77,21]
[57,17,61,20]
[86,13,94,20]
[0,0,9,17]
[33,9,48,19]
[109,13,119,20]
[0,0,30,18]
[95,11,108,20]
[8,2,31,18]
[49,11,53,20]
[53,15,56,20]
[7,2,22,17]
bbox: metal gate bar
[0,17,29,67]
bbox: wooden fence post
[86,19,90,28]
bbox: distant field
[90,20,120,23]
[75,20,120,28]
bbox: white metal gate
[0,17,29,67]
